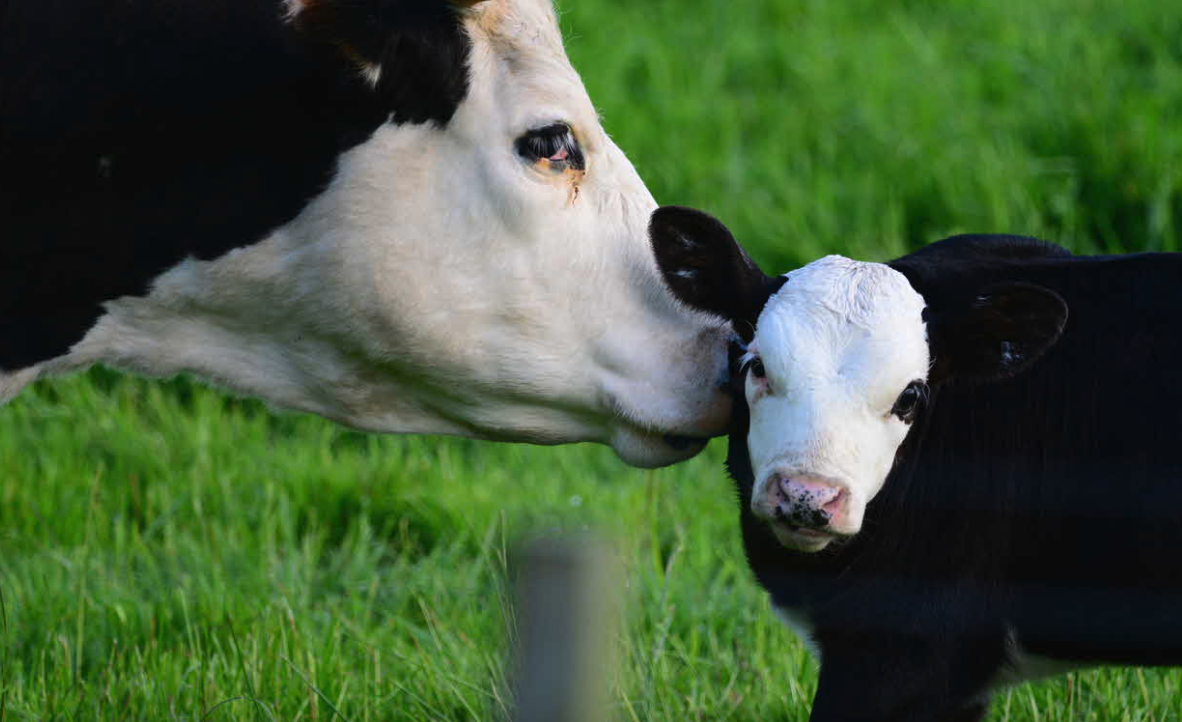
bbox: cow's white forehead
[469,0,573,76]
[463,1,604,145]
[472,0,561,41]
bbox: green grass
[4,0,1182,719]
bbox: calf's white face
[742,257,929,551]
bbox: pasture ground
[4,0,1182,719]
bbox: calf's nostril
[820,489,846,517]
[770,476,845,529]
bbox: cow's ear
[287,0,477,124]
[926,282,1068,384]
[650,206,785,341]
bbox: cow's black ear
[288,0,475,125]
[926,282,1068,384]
[650,206,785,342]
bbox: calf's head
[652,208,1068,550]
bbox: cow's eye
[891,380,928,422]
[516,123,585,171]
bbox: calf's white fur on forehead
[757,256,926,352]
[746,256,929,547]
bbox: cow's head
[147,0,738,467]
[652,208,1068,549]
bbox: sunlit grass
[5,0,1182,718]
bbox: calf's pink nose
[770,475,846,529]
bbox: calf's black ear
[650,206,786,342]
[926,282,1068,384]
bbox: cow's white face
[742,257,929,551]
[52,0,732,467]
[287,1,733,465]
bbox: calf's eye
[891,380,928,422]
[746,357,766,380]
[516,123,586,171]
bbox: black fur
[726,238,1182,720]
[649,206,786,343]
[292,0,473,126]
[924,281,1068,383]
[0,0,473,371]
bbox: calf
[0,0,733,468]
[651,206,1182,721]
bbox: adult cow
[0,0,734,468]
[651,206,1182,721]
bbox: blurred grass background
[4,0,1182,719]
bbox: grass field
[4,0,1182,719]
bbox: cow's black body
[729,237,1182,721]
[0,0,470,371]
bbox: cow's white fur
[745,256,929,547]
[0,0,732,467]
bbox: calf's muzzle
[759,474,848,531]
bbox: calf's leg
[808,634,1002,722]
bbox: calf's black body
[725,237,1182,720]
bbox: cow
[650,205,1182,721]
[0,0,735,468]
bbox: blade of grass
[281,656,353,722]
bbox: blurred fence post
[511,536,620,722]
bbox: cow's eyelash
[516,123,586,171]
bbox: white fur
[359,62,382,87]
[0,0,732,468]
[281,0,307,22]
[746,256,929,544]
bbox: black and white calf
[0,0,734,468]
[651,206,1182,721]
